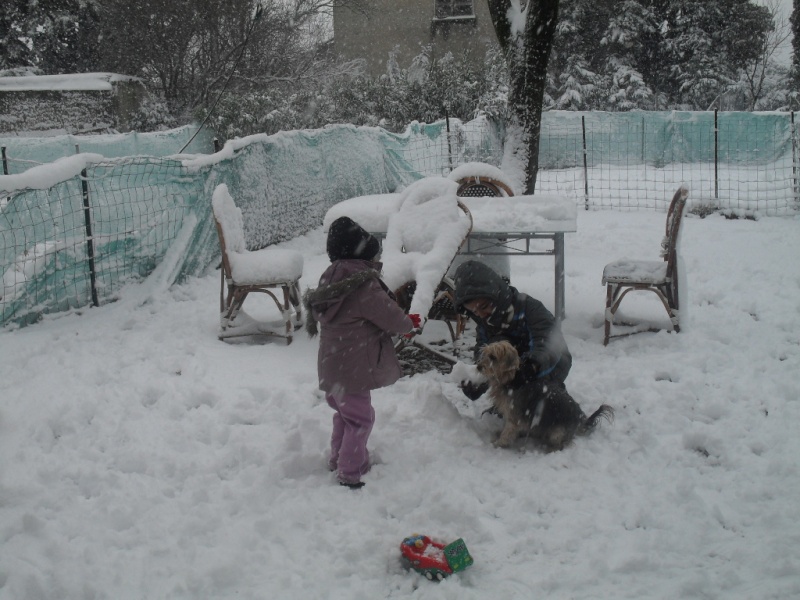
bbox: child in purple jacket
[304,216,418,489]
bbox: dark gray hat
[326,216,380,262]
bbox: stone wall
[0,77,147,135]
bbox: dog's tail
[578,404,614,436]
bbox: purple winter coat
[305,259,412,395]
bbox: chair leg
[603,284,615,346]
[444,320,457,344]
[604,282,681,345]
[220,269,226,314]
[289,282,303,327]
[225,289,248,323]
[279,286,293,344]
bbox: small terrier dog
[476,341,613,451]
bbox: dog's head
[476,340,520,385]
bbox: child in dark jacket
[305,216,418,489]
[453,260,572,399]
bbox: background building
[333,0,498,76]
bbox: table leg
[554,233,565,320]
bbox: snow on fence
[0,124,216,174]
[1,113,799,329]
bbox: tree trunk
[487,0,559,194]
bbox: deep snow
[1,208,799,599]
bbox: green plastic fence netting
[1,119,500,328]
[2,112,798,329]
[0,124,216,174]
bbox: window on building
[434,0,475,20]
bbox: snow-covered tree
[0,1,34,69]
[547,0,776,111]
[736,0,792,111]
[662,0,771,110]
[0,0,100,73]
[792,0,800,91]
[96,0,368,121]
[487,0,560,194]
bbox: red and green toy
[400,534,474,581]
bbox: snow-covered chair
[601,185,688,345]
[447,162,514,284]
[212,184,303,343]
[449,162,515,199]
[382,177,473,343]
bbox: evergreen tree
[0,0,34,70]
[32,0,101,73]
[0,0,101,73]
[547,0,774,111]
[661,0,771,109]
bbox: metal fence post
[76,144,100,307]
[582,115,589,210]
[792,112,798,207]
[641,117,646,164]
[714,109,719,201]
[445,107,453,174]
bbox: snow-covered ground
[1,208,799,599]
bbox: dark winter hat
[453,260,510,310]
[326,216,381,262]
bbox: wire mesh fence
[532,111,800,214]
[1,112,799,329]
[398,117,506,177]
[400,111,800,214]
[1,158,205,328]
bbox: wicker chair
[601,186,688,345]
[455,175,514,198]
[212,184,303,343]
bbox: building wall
[333,0,498,77]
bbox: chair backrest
[661,186,689,278]
[456,176,514,198]
[211,184,246,279]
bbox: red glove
[404,314,422,339]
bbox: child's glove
[403,313,422,339]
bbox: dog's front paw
[493,432,514,448]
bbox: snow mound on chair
[381,177,472,317]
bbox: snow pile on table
[381,177,472,316]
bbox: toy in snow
[400,534,474,581]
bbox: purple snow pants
[326,391,374,484]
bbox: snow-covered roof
[0,73,141,92]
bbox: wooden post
[1,146,8,175]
